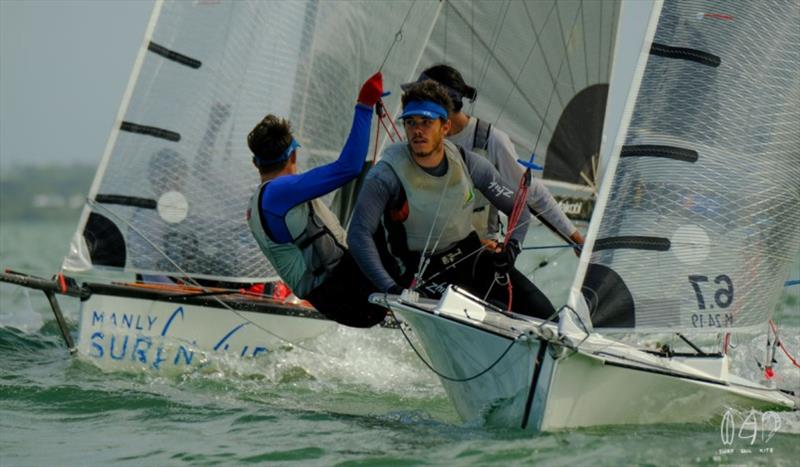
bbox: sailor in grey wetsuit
[404,64,584,248]
[246,73,387,328]
[348,80,556,319]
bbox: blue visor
[254,138,300,167]
[400,100,448,120]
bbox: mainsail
[568,0,800,331]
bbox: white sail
[568,0,800,332]
[62,0,442,282]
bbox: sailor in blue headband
[245,72,389,328]
[253,138,300,167]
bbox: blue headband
[254,138,300,167]
[400,100,448,120]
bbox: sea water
[1,220,798,466]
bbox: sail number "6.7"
[688,274,734,310]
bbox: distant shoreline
[0,163,94,222]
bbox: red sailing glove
[357,72,383,107]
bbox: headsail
[63,0,441,282]
[568,0,800,332]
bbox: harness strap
[296,229,326,249]
[472,118,492,151]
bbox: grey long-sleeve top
[448,116,577,239]
[347,148,531,292]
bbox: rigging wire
[378,0,417,72]
[410,167,458,288]
[529,1,583,157]
[493,0,560,123]
[477,0,585,311]
[553,1,577,97]
[413,202,570,292]
[474,0,512,100]
[446,0,563,137]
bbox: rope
[414,206,569,292]
[386,113,403,140]
[391,308,520,382]
[372,98,403,166]
[495,152,533,310]
[768,319,800,369]
[371,105,383,164]
[506,278,513,312]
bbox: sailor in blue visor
[406,64,584,252]
[348,80,557,319]
[246,72,388,328]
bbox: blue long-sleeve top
[258,104,372,243]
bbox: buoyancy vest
[248,183,347,298]
[381,140,476,253]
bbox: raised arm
[264,103,373,210]
[263,72,383,215]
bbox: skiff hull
[76,283,336,371]
[378,288,796,432]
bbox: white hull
[377,287,796,432]
[77,288,336,371]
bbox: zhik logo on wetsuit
[488,181,513,198]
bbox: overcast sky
[0,0,154,171]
